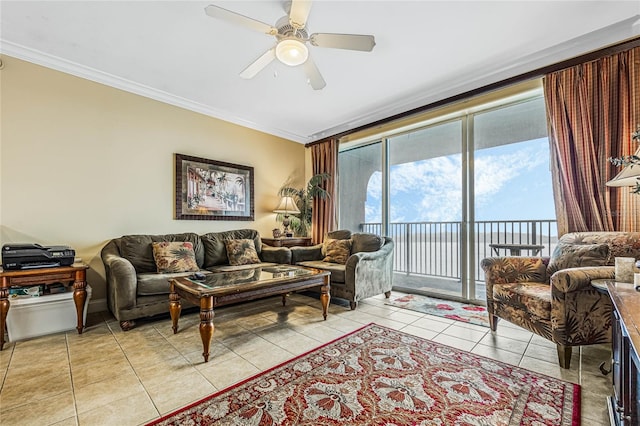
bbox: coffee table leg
[320,276,330,320]
[282,294,288,306]
[169,281,182,334]
[199,296,214,362]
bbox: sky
[365,137,555,223]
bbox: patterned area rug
[386,293,490,327]
[147,324,579,426]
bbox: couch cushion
[297,260,346,283]
[136,271,209,296]
[201,229,261,268]
[152,241,200,273]
[120,233,204,273]
[323,239,351,264]
[225,239,261,266]
[492,282,551,321]
[558,232,640,264]
[351,233,384,254]
[322,230,352,255]
[547,242,610,276]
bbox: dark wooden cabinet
[607,282,640,426]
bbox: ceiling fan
[204,1,376,90]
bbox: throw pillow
[151,241,200,273]
[547,242,610,276]
[225,239,261,266]
[323,239,352,264]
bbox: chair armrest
[259,245,291,264]
[291,244,323,263]
[101,241,137,315]
[550,266,615,293]
[481,256,549,285]
[345,240,394,297]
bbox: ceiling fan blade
[289,0,312,30]
[239,47,277,79]
[310,33,376,51]
[302,55,326,90]
[205,5,277,35]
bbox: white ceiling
[1,1,639,144]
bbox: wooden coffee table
[169,265,330,362]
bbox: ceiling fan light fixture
[276,38,308,66]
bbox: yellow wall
[0,56,306,310]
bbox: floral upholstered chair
[481,232,640,369]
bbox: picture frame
[175,153,254,221]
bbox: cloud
[364,139,550,223]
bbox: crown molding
[309,14,640,143]
[0,41,309,144]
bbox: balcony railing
[361,220,558,282]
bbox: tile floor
[0,291,612,425]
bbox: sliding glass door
[338,91,555,303]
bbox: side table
[262,237,312,248]
[0,263,89,350]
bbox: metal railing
[361,219,558,281]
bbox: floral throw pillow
[323,239,352,264]
[547,242,610,276]
[225,239,261,266]
[152,241,200,273]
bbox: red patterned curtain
[543,46,640,235]
[310,138,338,244]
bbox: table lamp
[274,196,300,237]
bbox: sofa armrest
[550,266,615,293]
[101,240,138,317]
[291,244,323,263]
[481,256,549,285]
[259,245,291,264]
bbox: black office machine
[1,244,75,270]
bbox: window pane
[388,120,464,298]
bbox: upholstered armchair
[290,230,394,309]
[482,231,640,369]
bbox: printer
[1,244,75,270]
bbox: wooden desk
[489,243,545,256]
[262,237,312,248]
[0,263,89,350]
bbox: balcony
[361,219,558,302]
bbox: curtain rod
[306,36,640,148]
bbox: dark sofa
[101,229,290,330]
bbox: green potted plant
[276,173,331,237]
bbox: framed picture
[175,153,254,221]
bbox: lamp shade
[606,146,640,187]
[275,39,308,67]
[274,196,300,214]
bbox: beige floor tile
[518,356,580,383]
[441,323,489,343]
[241,345,296,370]
[471,344,523,366]
[524,342,579,365]
[399,324,439,341]
[480,333,529,355]
[0,389,76,426]
[410,316,452,333]
[71,356,136,388]
[274,333,325,356]
[74,370,145,413]
[78,391,158,426]
[493,323,534,342]
[432,334,477,352]
[145,369,216,414]
[198,356,260,390]
[384,309,424,324]
[1,369,72,409]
